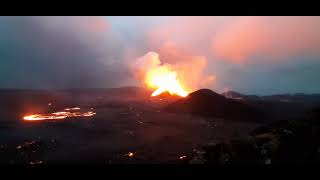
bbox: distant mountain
[261,93,320,104]
[0,87,151,116]
[221,91,260,101]
[59,86,151,98]
[166,89,263,120]
[222,90,320,104]
[222,91,243,99]
[104,86,151,98]
[221,91,320,120]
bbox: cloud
[146,16,320,64]
[0,16,128,89]
[212,16,320,63]
[1,16,320,94]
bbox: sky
[0,16,320,95]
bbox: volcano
[166,89,263,121]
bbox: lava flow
[23,107,96,121]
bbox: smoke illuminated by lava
[132,51,216,97]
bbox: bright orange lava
[145,67,188,97]
[23,107,96,121]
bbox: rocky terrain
[1,87,320,164]
[187,108,320,164]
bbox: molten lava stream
[23,108,96,122]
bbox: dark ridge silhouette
[60,86,151,98]
[0,87,151,118]
[222,90,320,104]
[166,89,264,121]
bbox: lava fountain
[146,67,189,97]
[135,52,189,97]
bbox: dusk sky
[1,16,320,95]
